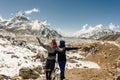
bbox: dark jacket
[57,46,78,61]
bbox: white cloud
[108,23,118,30]
[0,16,4,21]
[42,20,50,26]
[81,24,88,31]
[25,8,40,15]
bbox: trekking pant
[58,61,66,79]
[45,59,55,80]
[46,71,52,80]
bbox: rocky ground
[38,38,120,80]
[0,35,120,80]
[65,39,120,80]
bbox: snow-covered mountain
[0,11,62,39]
[73,24,118,39]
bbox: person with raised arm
[36,37,58,80]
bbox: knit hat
[59,40,65,47]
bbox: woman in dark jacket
[57,40,78,80]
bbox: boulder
[0,74,11,80]
[116,76,120,80]
[19,67,39,79]
[33,65,43,74]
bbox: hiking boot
[60,77,65,80]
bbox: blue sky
[0,0,120,35]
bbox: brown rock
[19,67,39,79]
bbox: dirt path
[65,68,114,80]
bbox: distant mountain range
[0,11,120,39]
[73,24,120,39]
[0,11,62,39]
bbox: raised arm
[36,36,51,50]
[36,37,44,47]
[36,37,55,53]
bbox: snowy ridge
[73,24,118,39]
[0,11,61,39]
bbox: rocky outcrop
[113,57,120,80]
[116,76,120,80]
[0,74,11,80]
[33,65,43,74]
[98,34,120,41]
[19,67,40,79]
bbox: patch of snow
[31,20,41,30]
[67,53,85,59]
[66,61,100,69]
[66,52,100,69]
[0,38,46,77]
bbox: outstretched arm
[66,47,78,51]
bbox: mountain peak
[11,11,29,22]
[16,11,25,17]
[0,11,62,39]
[73,24,118,39]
